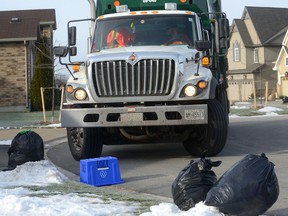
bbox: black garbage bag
[172,158,221,211]
[7,130,44,169]
[205,153,279,216]
[282,96,288,104]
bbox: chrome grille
[92,59,175,97]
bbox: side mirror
[195,40,211,51]
[219,18,230,50]
[220,38,230,49]
[219,18,230,39]
[68,26,77,46]
[53,46,68,57]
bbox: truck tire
[218,87,229,124]
[182,99,228,157]
[67,127,103,161]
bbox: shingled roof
[233,19,253,47]
[0,9,56,42]
[243,7,288,45]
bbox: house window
[233,41,240,62]
[254,48,259,63]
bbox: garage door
[281,79,288,96]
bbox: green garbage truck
[54,0,230,160]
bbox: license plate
[120,113,143,122]
[184,109,205,120]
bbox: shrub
[30,36,55,111]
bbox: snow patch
[0,160,67,187]
[140,202,223,216]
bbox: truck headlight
[183,84,197,97]
[74,88,87,100]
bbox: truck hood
[87,46,200,63]
[67,45,212,104]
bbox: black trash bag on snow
[282,96,288,104]
[171,158,221,211]
[205,153,279,216]
[7,130,44,169]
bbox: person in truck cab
[164,25,192,46]
[107,26,135,48]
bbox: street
[47,115,288,215]
[1,115,288,215]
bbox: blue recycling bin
[80,156,123,187]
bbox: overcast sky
[1,0,288,55]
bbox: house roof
[0,9,56,42]
[233,19,253,47]
[273,30,288,71]
[244,7,288,45]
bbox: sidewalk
[0,128,65,141]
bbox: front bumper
[61,104,208,127]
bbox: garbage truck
[54,0,230,161]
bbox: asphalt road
[1,116,287,215]
[45,115,288,216]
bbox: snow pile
[0,189,138,216]
[0,140,11,145]
[0,160,67,187]
[0,161,224,216]
[230,105,285,118]
[140,202,223,216]
[257,106,283,116]
[0,188,139,216]
[41,123,61,128]
[0,161,138,216]
[230,105,250,109]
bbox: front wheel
[182,99,228,157]
[67,127,103,161]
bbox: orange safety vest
[107,28,135,48]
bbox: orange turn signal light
[72,64,80,72]
[202,57,210,66]
[198,81,208,89]
[66,85,74,94]
[114,0,120,7]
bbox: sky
[1,0,288,75]
[1,0,288,53]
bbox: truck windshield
[91,14,198,52]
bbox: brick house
[0,9,56,112]
[227,7,288,103]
